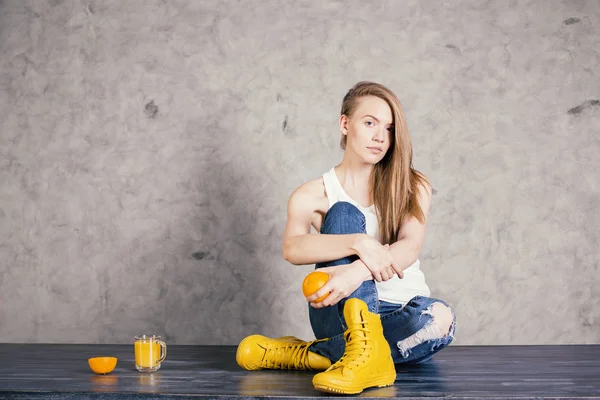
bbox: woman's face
[340,95,393,164]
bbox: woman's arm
[388,182,433,273]
[282,183,363,265]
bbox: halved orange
[302,271,330,302]
[88,357,118,374]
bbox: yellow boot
[312,298,396,394]
[236,335,332,371]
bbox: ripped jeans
[307,201,457,365]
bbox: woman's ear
[339,114,348,136]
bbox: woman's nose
[373,128,385,142]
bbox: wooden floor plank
[0,344,598,399]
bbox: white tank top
[322,167,431,304]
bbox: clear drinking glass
[134,335,167,372]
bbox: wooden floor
[0,344,599,399]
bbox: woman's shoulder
[290,176,327,202]
[285,177,330,232]
[287,176,330,216]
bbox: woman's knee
[426,302,455,337]
[321,201,366,235]
[395,301,456,359]
[403,297,456,337]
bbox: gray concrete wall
[0,0,598,345]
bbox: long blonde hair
[340,81,432,245]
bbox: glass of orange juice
[134,335,167,372]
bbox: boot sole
[313,372,396,395]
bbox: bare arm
[388,182,433,273]
[283,233,363,265]
[282,184,364,265]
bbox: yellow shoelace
[262,342,311,370]
[329,322,372,371]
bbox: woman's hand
[352,234,399,282]
[306,262,368,309]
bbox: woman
[236,81,456,395]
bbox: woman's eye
[365,121,373,126]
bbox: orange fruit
[302,271,330,302]
[88,357,118,374]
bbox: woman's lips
[368,147,383,153]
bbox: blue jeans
[308,201,457,365]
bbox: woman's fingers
[306,285,332,303]
[391,261,405,279]
[387,266,395,280]
[311,290,344,308]
[378,269,387,281]
[375,264,396,281]
[309,283,346,308]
